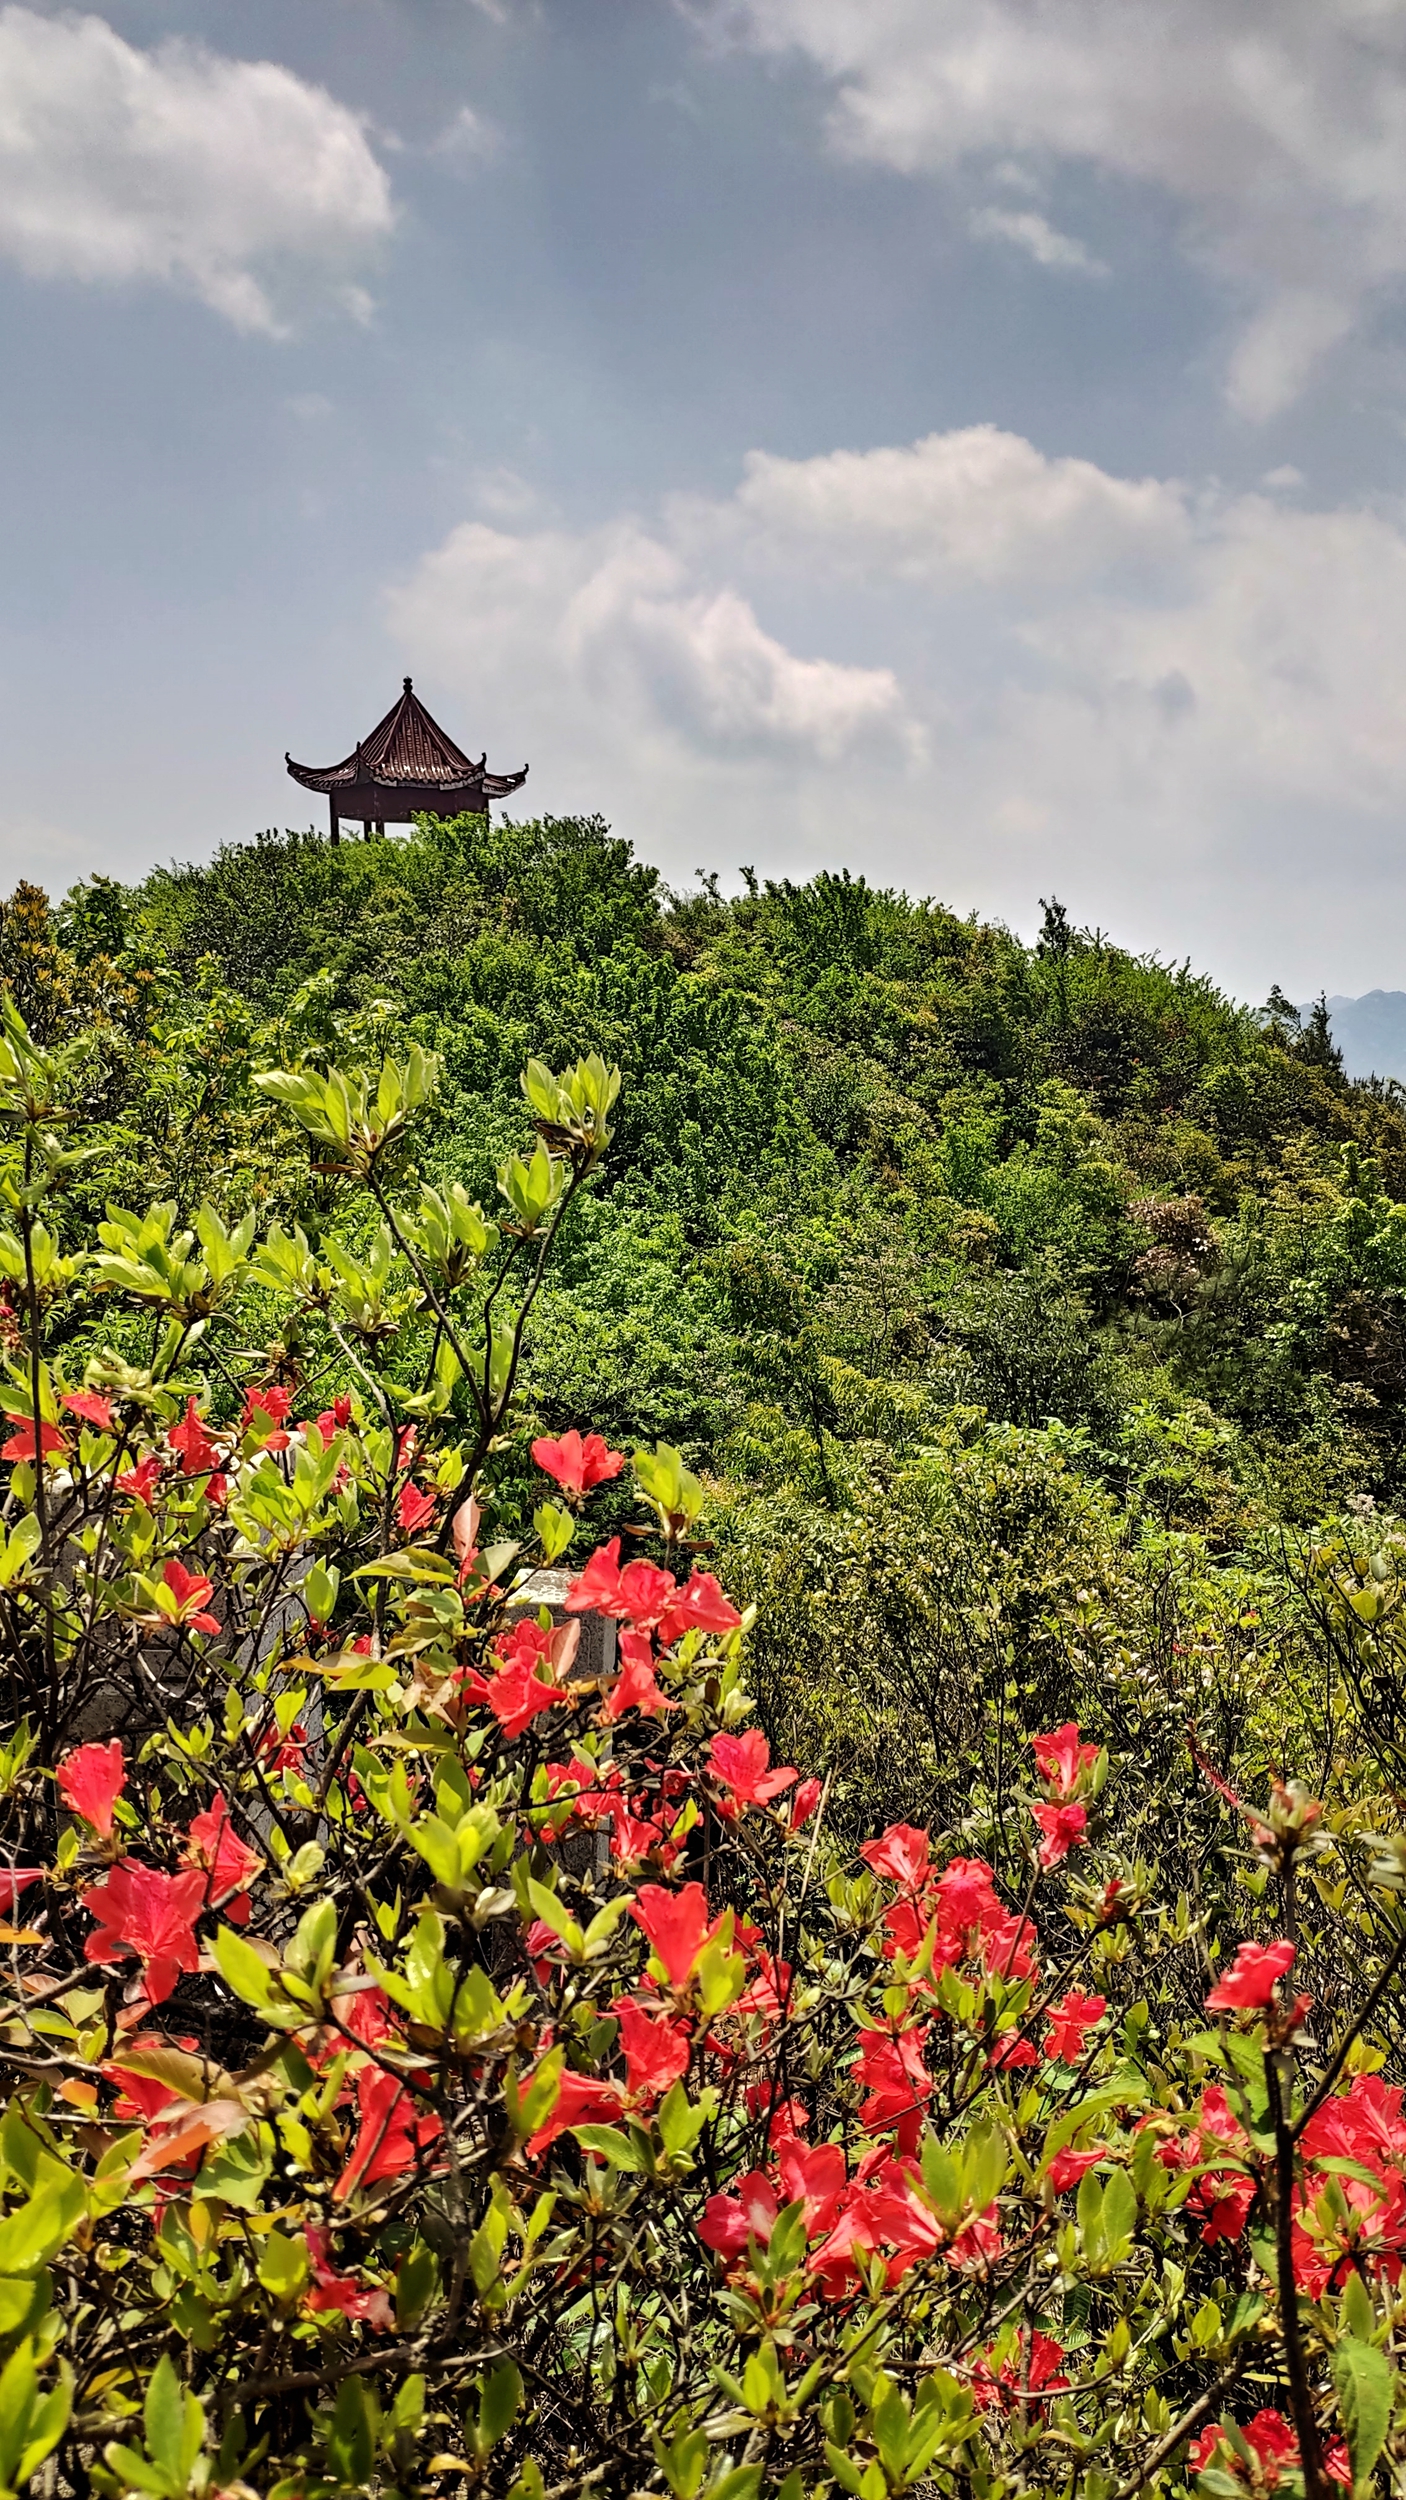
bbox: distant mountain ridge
[1306,992,1406,1083]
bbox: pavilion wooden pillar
[328,795,340,846]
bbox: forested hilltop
[12,811,1406,1834]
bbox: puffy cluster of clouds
[389,426,1406,982]
[697,0,1406,415]
[390,515,915,773]
[0,6,393,330]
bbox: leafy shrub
[1,1000,1406,2499]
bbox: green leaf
[17,2371,71,2486]
[1100,2165,1137,2260]
[468,2197,509,2296]
[0,2174,84,2273]
[144,2353,203,2488]
[571,2125,648,2172]
[657,2080,711,2157]
[257,2231,309,2302]
[197,2128,271,2211]
[824,2454,866,2500]
[0,2274,43,2336]
[1342,2271,1377,2346]
[511,2046,563,2141]
[395,2241,438,2331]
[327,2373,379,2488]
[212,1925,275,2010]
[480,2360,522,2448]
[1333,2337,1394,2492]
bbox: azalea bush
[2,999,1406,2500]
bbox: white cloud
[388,516,917,771]
[432,103,503,164]
[0,7,394,331]
[698,0,1406,414]
[386,426,1406,994]
[967,205,1106,277]
[704,426,1188,588]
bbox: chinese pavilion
[286,679,528,843]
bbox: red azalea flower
[241,1385,292,1450]
[1031,1722,1100,1800]
[565,1536,626,1614]
[857,2026,932,2149]
[883,1897,938,1962]
[657,1570,743,1644]
[525,2066,625,2157]
[698,2169,779,2257]
[2,1416,67,1463]
[606,1799,680,1872]
[56,1738,125,1837]
[1198,2175,1257,2246]
[184,1794,261,1917]
[82,1860,206,2004]
[168,1397,219,1477]
[304,2228,393,2330]
[163,1557,221,1635]
[988,2034,1039,2070]
[531,1429,625,1500]
[565,1542,695,1634]
[615,1559,679,1630]
[1302,2071,1406,2169]
[790,1776,823,1833]
[732,1946,793,2027]
[745,2082,810,2141]
[256,1717,308,1777]
[1032,1799,1088,1868]
[1191,2412,1300,2487]
[335,2063,442,2197]
[631,1882,724,1987]
[864,2172,953,2281]
[64,1389,115,1430]
[708,1728,797,1811]
[614,1999,691,2103]
[101,2037,188,2124]
[0,1867,43,1912]
[933,1856,1003,1933]
[116,1453,162,1503]
[860,1822,932,1890]
[601,1628,676,1722]
[458,1651,565,1739]
[973,2330,1069,2410]
[1046,2144,1108,2191]
[777,2136,847,2235]
[1206,1938,1297,2011]
[328,1982,394,2054]
[982,1909,1039,1982]
[396,1481,436,1537]
[1045,1991,1107,2064]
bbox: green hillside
[12,809,1406,1829]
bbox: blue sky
[6,0,1406,999]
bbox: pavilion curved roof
[286,678,527,799]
